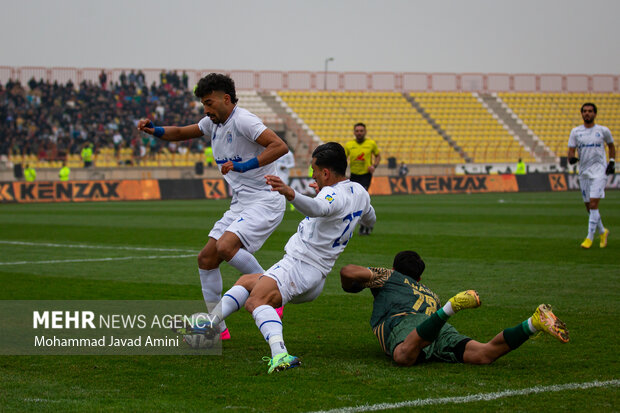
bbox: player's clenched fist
[137,118,154,134]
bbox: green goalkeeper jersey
[367,268,441,330]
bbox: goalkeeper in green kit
[340,251,569,366]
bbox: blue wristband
[153,127,165,138]
[232,157,259,173]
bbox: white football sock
[526,317,537,334]
[227,248,264,275]
[596,211,605,234]
[442,301,455,317]
[588,209,600,240]
[199,268,227,331]
[253,305,287,358]
[210,285,249,326]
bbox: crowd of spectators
[0,70,205,165]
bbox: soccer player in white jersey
[567,102,616,249]
[194,142,376,373]
[137,73,288,339]
[275,145,295,185]
[275,140,296,211]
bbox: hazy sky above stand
[1,0,619,74]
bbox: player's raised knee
[215,238,238,262]
[234,273,260,290]
[197,248,219,269]
[244,296,260,313]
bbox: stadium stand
[412,92,536,164]
[1,67,618,171]
[236,90,283,131]
[0,76,204,169]
[498,92,620,158]
[277,91,464,164]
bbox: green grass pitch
[0,191,618,412]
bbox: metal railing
[1,66,618,93]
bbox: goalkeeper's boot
[448,290,481,313]
[531,304,569,343]
[264,353,301,374]
[275,306,284,319]
[599,228,609,248]
[581,238,593,249]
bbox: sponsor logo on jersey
[215,156,242,164]
[324,193,335,204]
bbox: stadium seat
[499,92,620,158]
[278,90,463,164]
[412,92,536,164]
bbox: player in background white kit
[275,140,296,211]
[194,142,376,373]
[567,102,616,249]
[137,73,288,339]
[275,146,295,184]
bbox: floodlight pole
[324,57,334,90]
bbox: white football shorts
[209,189,285,253]
[262,254,326,306]
[579,176,606,203]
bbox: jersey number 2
[332,210,363,248]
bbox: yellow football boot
[448,290,481,312]
[599,228,609,248]
[580,238,593,249]
[531,304,569,343]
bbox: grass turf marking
[307,379,620,413]
[0,255,196,266]
[0,240,196,253]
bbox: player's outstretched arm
[137,118,203,142]
[255,130,288,166]
[220,130,288,175]
[340,265,373,293]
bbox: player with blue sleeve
[138,73,288,339]
[193,142,376,373]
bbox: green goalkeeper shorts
[380,313,471,363]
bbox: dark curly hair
[194,73,238,104]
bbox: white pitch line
[0,254,196,266]
[0,240,196,253]
[307,379,620,413]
